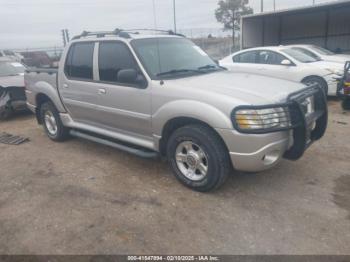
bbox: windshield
[282,48,320,63]
[291,47,321,60]
[310,45,335,56]
[0,62,25,77]
[131,38,221,79]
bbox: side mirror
[281,59,292,66]
[117,69,138,84]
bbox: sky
[0,0,339,49]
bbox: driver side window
[98,41,139,83]
[257,50,286,65]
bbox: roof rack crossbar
[72,28,184,40]
[122,29,185,37]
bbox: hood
[0,74,24,88]
[311,60,344,73]
[326,54,350,63]
[166,71,305,105]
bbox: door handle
[63,84,69,89]
[98,88,106,95]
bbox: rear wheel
[342,98,350,110]
[40,101,69,141]
[302,76,328,96]
[166,124,231,192]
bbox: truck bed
[24,67,65,112]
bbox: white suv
[220,46,344,96]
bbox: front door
[93,41,152,138]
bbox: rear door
[59,42,101,124]
[93,41,152,137]
[228,51,262,75]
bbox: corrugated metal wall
[242,4,350,52]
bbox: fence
[8,28,238,61]
[177,28,239,60]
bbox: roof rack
[71,28,185,40]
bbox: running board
[70,130,159,159]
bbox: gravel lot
[0,101,349,255]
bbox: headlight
[233,106,292,132]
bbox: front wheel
[302,77,328,96]
[40,101,69,141]
[166,124,231,192]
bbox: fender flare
[34,81,66,113]
[152,100,233,137]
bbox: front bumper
[216,129,291,172]
[325,74,340,96]
[218,85,328,172]
[0,86,27,114]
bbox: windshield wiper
[197,64,217,70]
[156,69,202,77]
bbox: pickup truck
[25,29,328,192]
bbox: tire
[40,101,69,141]
[0,107,13,120]
[166,124,231,192]
[302,76,328,96]
[342,98,350,110]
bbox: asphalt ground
[0,100,349,254]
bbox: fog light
[262,150,280,166]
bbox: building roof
[243,0,350,19]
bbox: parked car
[25,29,328,192]
[20,51,52,68]
[286,44,350,64]
[0,49,23,62]
[0,58,27,119]
[220,46,344,96]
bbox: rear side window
[98,42,138,83]
[65,42,94,80]
[233,51,257,63]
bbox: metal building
[241,0,350,53]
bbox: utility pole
[261,0,264,13]
[173,0,177,33]
[273,0,276,11]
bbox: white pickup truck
[24,29,328,191]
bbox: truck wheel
[166,124,231,192]
[342,98,350,110]
[302,76,328,96]
[0,107,13,120]
[40,101,69,141]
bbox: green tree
[215,0,253,50]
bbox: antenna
[152,0,158,30]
